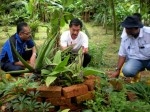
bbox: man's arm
[110,56,126,78]
[14,47,36,67]
[14,61,24,66]
[60,32,68,51]
[82,33,89,54]
[29,46,36,68]
[82,47,88,54]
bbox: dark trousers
[1,62,24,77]
[1,50,32,77]
[83,53,91,67]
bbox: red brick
[85,75,97,80]
[37,85,62,98]
[84,79,95,91]
[49,108,56,112]
[62,84,88,98]
[84,76,100,90]
[36,97,43,102]
[85,75,100,82]
[46,97,71,106]
[75,91,95,104]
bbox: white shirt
[60,31,88,52]
[119,27,150,60]
[120,28,126,38]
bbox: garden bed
[36,75,100,111]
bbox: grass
[85,22,120,72]
[0,22,121,73]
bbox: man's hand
[82,47,88,54]
[14,61,24,67]
[29,52,36,68]
[109,70,120,78]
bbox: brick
[48,108,56,112]
[46,97,71,106]
[85,75,100,82]
[37,85,62,98]
[62,84,88,98]
[84,79,95,91]
[36,97,43,102]
[85,75,97,80]
[75,91,95,104]
[84,75,100,91]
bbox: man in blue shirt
[0,22,36,76]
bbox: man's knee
[1,62,24,77]
[13,65,24,71]
[122,67,137,77]
[2,63,23,71]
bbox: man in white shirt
[111,16,150,78]
[60,18,91,67]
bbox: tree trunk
[110,0,117,44]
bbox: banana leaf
[35,33,58,70]
[5,69,30,74]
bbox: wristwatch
[115,67,121,71]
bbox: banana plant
[41,48,102,87]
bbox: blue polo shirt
[0,33,34,63]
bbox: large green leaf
[48,67,73,76]
[51,10,60,21]
[35,33,57,70]
[83,67,103,75]
[63,13,74,24]
[44,57,52,65]
[44,33,57,57]
[45,76,57,87]
[54,55,70,71]
[48,71,60,76]
[41,69,51,75]
[53,50,61,64]
[5,69,30,74]
[60,17,66,27]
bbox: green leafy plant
[0,76,39,104]
[6,91,53,112]
[29,19,40,39]
[42,48,102,87]
[85,77,150,112]
[126,81,150,104]
[0,14,12,32]
[38,102,53,112]
[89,43,106,68]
